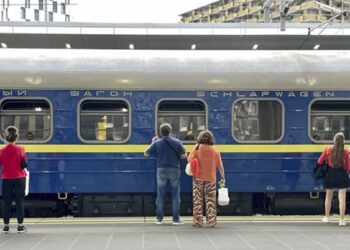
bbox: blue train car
[0,49,350,216]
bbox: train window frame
[0,97,53,144]
[155,98,208,143]
[77,98,131,144]
[309,98,350,143]
[232,98,284,144]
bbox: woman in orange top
[187,130,225,228]
[317,132,350,226]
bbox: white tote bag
[25,169,30,196]
[218,187,230,206]
[185,162,193,176]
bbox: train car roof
[0,49,349,91]
[1,22,350,50]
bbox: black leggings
[2,178,25,224]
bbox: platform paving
[0,216,350,250]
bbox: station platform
[1,216,350,250]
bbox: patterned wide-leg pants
[192,179,217,227]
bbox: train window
[233,99,283,142]
[310,100,350,142]
[0,99,52,142]
[157,100,207,142]
[79,100,130,143]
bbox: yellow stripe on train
[21,144,329,153]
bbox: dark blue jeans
[156,167,181,222]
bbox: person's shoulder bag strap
[163,138,180,160]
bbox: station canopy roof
[1,22,350,50]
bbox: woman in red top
[188,130,225,228]
[317,132,350,226]
[0,126,27,233]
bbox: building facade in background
[1,0,70,22]
[180,0,350,23]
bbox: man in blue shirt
[144,123,187,225]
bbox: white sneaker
[321,216,329,223]
[155,218,163,225]
[339,220,346,226]
[172,220,185,225]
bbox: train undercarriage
[2,192,348,217]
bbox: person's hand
[218,178,225,188]
[152,136,159,142]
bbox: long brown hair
[331,132,345,168]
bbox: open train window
[310,100,350,142]
[232,99,283,143]
[0,99,52,143]
[79,99,130,143]
[157,100,207,142]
